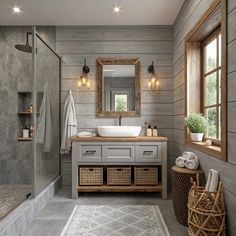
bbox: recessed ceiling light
[13,7,21,13]
[113,6,121,13]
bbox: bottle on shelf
[27,104,33,113]
[147,125,152,137]
[153,126,158,137]
[22,127,29,138]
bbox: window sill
[185,140,222,160]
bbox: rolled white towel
[175,156,187,168]
[185,159,199,170]
[182,151,198,161]
[205,169,219,192]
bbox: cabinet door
[136,143,162,163]
[103,144,134,163]
[79,144,102,163]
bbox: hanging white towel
[205,169,219,192]
[60,90,77,154]
[175,156,187,168]
[35,82,52,152]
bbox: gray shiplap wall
[56,26,174,185]
[173,0,236,234]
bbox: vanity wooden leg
[162,142,168,200]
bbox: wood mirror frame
[96,58,141,117]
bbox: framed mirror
[97,58,141,117]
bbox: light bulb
[151,77,155,83]
[82,77,86,85]
[113,6,121,13]
[13,7,21,13]
[148,81,152,88]
[156,80,160,86]
[78,80,81,88]
[87,81,90,89]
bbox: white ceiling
[0,0,185,25]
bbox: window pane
[205,38,217,73]
[205,72,217,106]
[115,94,127,112]
[218,69,221,104]
[218,106,221,139]
[218,34,221,67]
[205,107,217,139]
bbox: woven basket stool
[172,166,204,226]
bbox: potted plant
[185,113,208,142]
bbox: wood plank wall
[56,26,174,186]
[173,0,236,234]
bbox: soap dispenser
[153,126,158,137]
[147,125,152,137]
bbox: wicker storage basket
[79,167,103,186]
[107,167,131,185]
[188,181,226,236]
[135,167,158,185]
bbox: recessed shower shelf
[17,137,32,141]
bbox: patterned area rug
[60,205,170,236]
[0,185,31,220]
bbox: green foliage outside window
[115,94,127,112]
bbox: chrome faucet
[118,115,122,126]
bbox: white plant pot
[190,133,204,142]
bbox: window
[202,30,221,141]
[185,0,227,161]
[114,94,128,112]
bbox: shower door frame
[32,26,62,198]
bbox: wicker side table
[172,165,204,226]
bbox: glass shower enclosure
[0,26,61,220]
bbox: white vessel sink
[97,126,141,137]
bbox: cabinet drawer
[79,145,102,163]
[103,145,134,163]
[136,144,161,162]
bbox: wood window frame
[185,0,227,161]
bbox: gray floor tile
[24,219,67,236]
[37,201,76,220]
[168,225,188,236]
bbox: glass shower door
[32,27,61,196]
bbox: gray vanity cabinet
[72,137,168,200]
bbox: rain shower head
[15,43,32,53]
[15,32,32,53]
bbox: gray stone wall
[0,26,33,184]
[173,0,236,234]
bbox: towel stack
[175,151,199,170]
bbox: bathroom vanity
[71,136,168,199]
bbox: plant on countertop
[184,113,208,133]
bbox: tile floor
[23,187,188,236]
